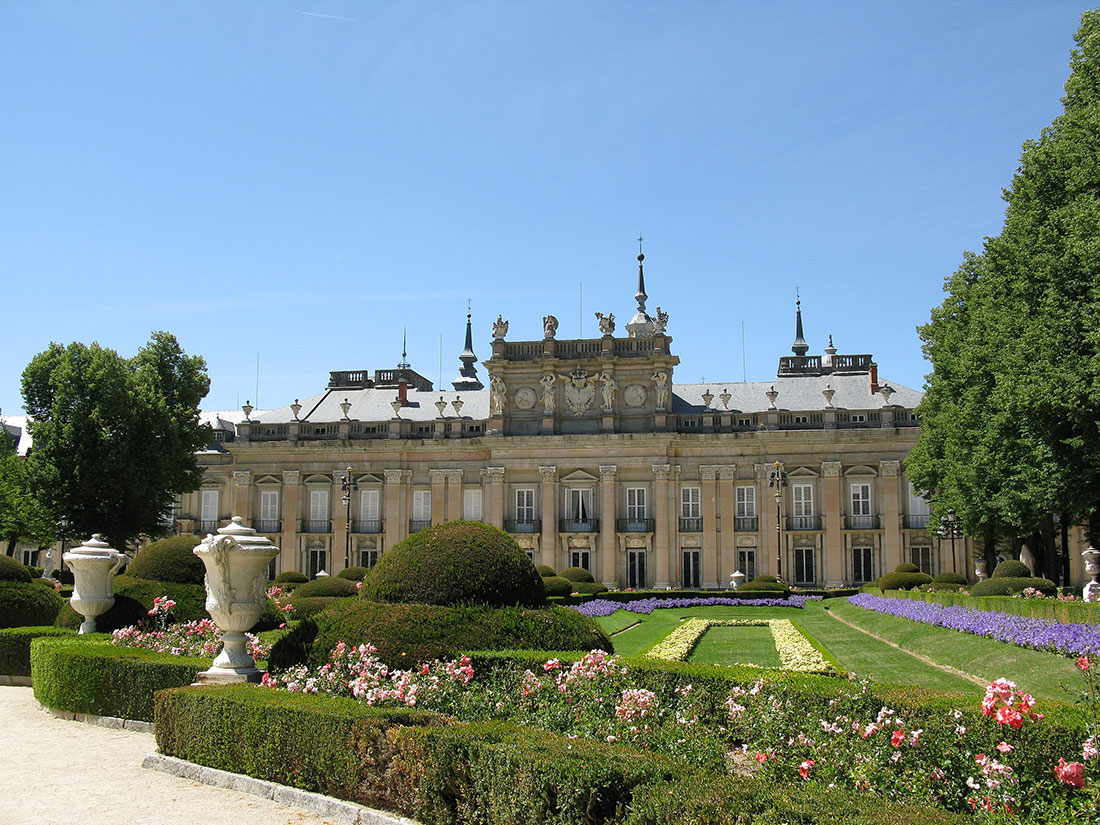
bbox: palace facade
[176,255,961,590]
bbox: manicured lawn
[690,623,782,667]
[596,599,1085,702]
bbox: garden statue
[192,517,279,683]
[1083,545,1100,603]
[64,534,128,634]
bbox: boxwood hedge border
[0,625,76,679]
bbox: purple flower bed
[572,595,817,618]
[848,593,1100,658]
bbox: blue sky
[1,2,1092,415]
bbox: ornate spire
[626,235,657,338]
[452,302,484,391]
[635,235,648,312]
[397,327,410,370]
[791,293,809,356]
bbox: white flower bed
[644,618,832,673]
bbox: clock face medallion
[514,387,537,410]
[624,384,647,407]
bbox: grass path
[691,624,782,668]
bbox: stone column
[653,464,672,587]
[281,470,300,573]
[331,474,349,574]
[599,465,617,586]
[384,469,405,549]
[668,466,681,585]
[483,467,506,529]
[230,471,252,525]
[700,465,719,588]
[446,470,464,521]
[718,465,737,582]
[756,463,774,578]
[880,461,902,575]
[429,469,447,525]
[822,461,844,586]
[539,466,558,568]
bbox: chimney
[869,363,879,395]
[398,379,408,406]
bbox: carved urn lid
[197,516,278,553]
[64,533,122,560]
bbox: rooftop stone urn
[64,534,127,634]
[193,517,279,683]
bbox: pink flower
[995,706,1023,729]
[996,742,1013,754]
[1055,758,1086,789]
[1078,656,1091,672]
[798,759,815,779]
[755,753,767,764]
[890,730,906,748]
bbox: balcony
[198,520,220,534]
[617,518,654,533]
[786,516,821,531]
[905,514,931,529]
[559,518,599,533]
[679,517,702,533]
[352,519,384,534]
[254,519,282,534]
[302,519,331,533]
[845,514,880,530]
[505,519,541,533]
[735,516,759,531]
[408,519,432,533]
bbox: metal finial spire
[452,302,483,390]
[792,292,809,356]
[397,326,410,369]
[635,235,647,312]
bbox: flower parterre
[572,595,817,618]
[643,618,832,673]
[849,593,1100,658]
[112,619,269,660]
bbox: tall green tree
[21,332,211,549]
[0,427,54,556]
[908,11,1100,554]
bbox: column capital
[599,465,617,481]
[652,464,672,480]
[717,464,737,481]
[821,461,843,478]
[445,469,464,483]
[383,468,406,485]
[699,465,719,481]
[429,469,448,485]
[281,470,300,485]
[233,471,251,487]
[482,466,506,483]
[879,460,901,477]
[537,465,558,481]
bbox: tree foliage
[907,11,1100,547]
[0,427,54,555]
[21,332,210,549]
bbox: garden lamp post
[56,516,69,574]
[341,466,358,570]
[938,509,963,574]
[768,461,788,581]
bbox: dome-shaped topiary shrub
[0,555,32,584]
[336,566,369,582]
[269,599,613,670]
[894,563,921,574]
[992,559,1032,578]
[573,582,609,595]
[292,577,359,598]
[751,574,780,584]
[558,567,595,584]
[53,576,207,632]
[0,581,63,628]
[875,571,933,591]
[126,536,204,585]
[737,576,790,595]
[542,576,573,597]
[360,521,546,607]
[933,572,968,585]
[275,571,308,584]
[24,565,43,579]
[970,577,1056,597]
[535,564,557,577]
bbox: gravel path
[0,685,343,825]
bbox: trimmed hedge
[0,626,75,677]
[336,566,369,582]
[292,577,360,598]
[969,576,1056,597]
[535,565,556,577]
[893,562,920,573]
[269,600,613,670]
[31,636,206,721]
[932,571,968,585]
[126,535,204,585]
[873,571,933,591]
[289,596,347,620]
[884,588,1100,623]
[542,576,573,597]
[54,576,207,632]
[24,565,43,578]
[275,571,308,584]
[558,567,595,584]
[0,555,32,584]
[573,582,609,595]
[0,580,64,628]
[992,559,1032,578]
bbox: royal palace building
[172,254,966,590]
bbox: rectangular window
[266,558,277,581]
[737,417,753,427]
[794,547,815,584]
[736,487,756,517]
[907,482,931,528]
[200,490,219,530]
[682,550,701,589]
[852,546,873,584]
[626,487,647,520]
[307,548,328,579]
[515,488,535,521]
[570,550,590,571]
[412,490,431,521]
[463,489,482,521]
[567,489,593,521]
[681,487,700,519]
[260,490,279,521]
[737,549,757,581]
[850,483,871,516]
[359,549,380,569]
[627,549,647,589]
[20,548,36,567]
[360,489,380,521]
[911,545,933,575]
[851,414,866,423]
[310,489,329,520]
[793,484,814,516]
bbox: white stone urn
[1082,545,1100,603]
[193,517,279,683]
[975,559,989,581]
[64,535,128,634]
[729,569,746,590]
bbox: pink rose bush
[111,617,269,660]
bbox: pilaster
[539,466,558,568]
[482,467,506,529]
[231,471,252,524]
[281,470,300,574]
[599,465,617,586]
[880,461,902,574]
[384,469,407,548]
[700,465,719,588]
[653,464,672,587]
[717,465,737,584]
[446,469,464,521]
[429,469,447,525]
[822,461,844,585]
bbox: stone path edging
[0,675,31,686]
[825,608,987,687]
[143,753,421,825]
[39,701,155,732]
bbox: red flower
[1078,656,1091,672]
[798,759,816,779]
[1055,758,1086,789]
[995,706,1023,729]
[890,729,906,748]
[755,753,767,764]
